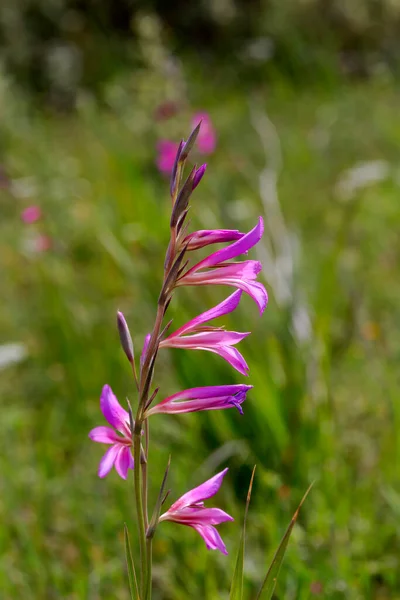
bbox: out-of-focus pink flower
[88,384,134,479]
[146,384,252,416]
[21,205,42,224]
[192,112,217,154]
[156,140,180,175]
[159,468,233,554]
[178,218,268,314]
[160,290,249,375]
[34,235,52,252]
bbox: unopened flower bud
[117,311,134,363]
[192,164,207,190]
[180,121,202,162]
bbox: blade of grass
[255,482,314,600]
[124,523,141,600]
[230,466,257,600]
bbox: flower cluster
[89,123,267,562]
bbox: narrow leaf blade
[124,523,140,600]
[256,482,314,600]
[230,466,256,600]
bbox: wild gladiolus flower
[160,290,250,375]
[192,112,217,154]
[88,384,134,479]
[21,205,41,223]
[146,384,252,416]
[178,217,268,315]
[156,140,180,175]
[159,468,233,554]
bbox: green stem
[142,420,150,529]
[133,426,147,597]
[144,536,153,600]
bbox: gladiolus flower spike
[88,122,268,596]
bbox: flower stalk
[89,121,267,599]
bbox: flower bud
[117,311,134,363]
[192,164,207,190]
[180,121,202,161]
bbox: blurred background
[1,1,400,598]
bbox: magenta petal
[164,330,249,349]
[180,267,268,315]
[171,506,233,525]
[187,218,264,271]
[114,446,133,479]
[89,426,121,444]
[167,384,252,401]
[171,468,229,510]
[185,229,244,251]
[147,384,252,416]
[191,524,229,554]
[100,385,130,434]
[206,345,249,376]
[168,291,242,338]
[98,445,120,478]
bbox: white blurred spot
[0,343,27,369]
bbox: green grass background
[1,58,400,599]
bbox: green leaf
[255,483,313,600]
[230,466,257,600]
[124,523,141,600]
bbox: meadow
[1,57,400,599]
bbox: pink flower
[34,234,51,252]
[88,385,134,479]
[178,218,268,314]
[160,290,250,375]
[192,112,217,154]
[21,205,41,224]
[156,140,180,175]
[159,468,233,554]
[146,384,252,416]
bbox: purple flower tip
[193,164,207,190]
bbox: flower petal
[190,524,229,554]
[166,384,253,401]
[206,345,249,376]
[88,426,121,444]
[166,291,242,338]
[147,385,252,416]
[98,444,120,478]
[162,330,249,349]
[184,229,245,251]
[179,265,268,315]
[169,506,233,525]
[100,385,130,435]
[170,468,229,511]
[185,218,263,272]
[114,446,134,479]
